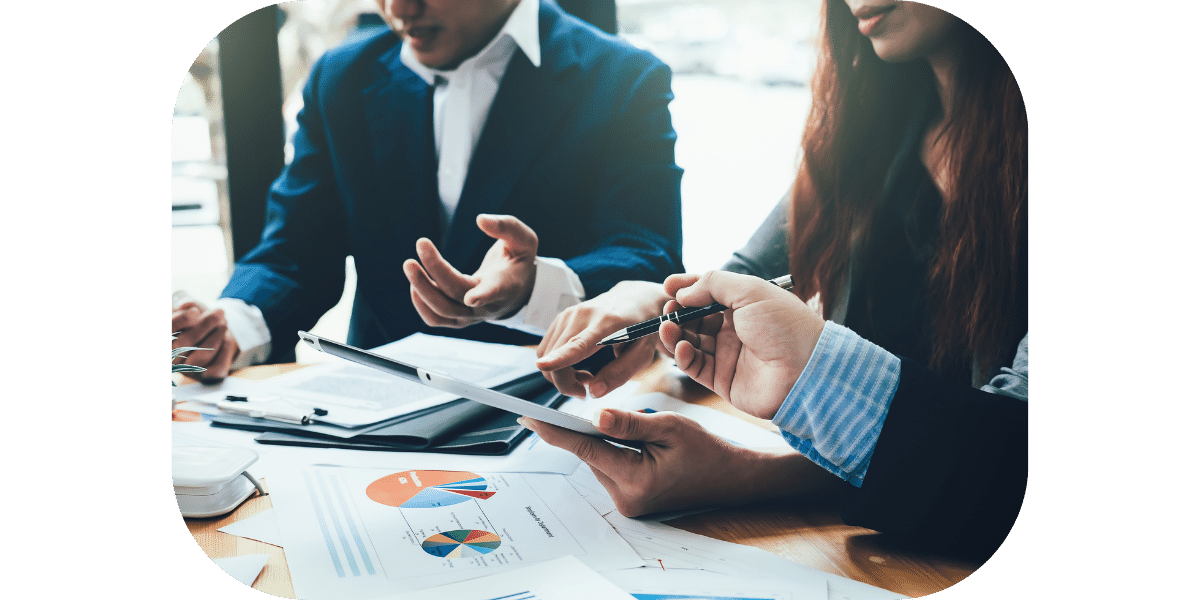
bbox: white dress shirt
[216,0,583,368]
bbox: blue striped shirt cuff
[771,322,901,487]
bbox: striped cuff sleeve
[771,322,901,487]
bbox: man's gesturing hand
[404,214,539,328]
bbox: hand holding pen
[657,271,824,418]
[599,274,793,345]
[535,274,794,399]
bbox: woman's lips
[855,6,894,36]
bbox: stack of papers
[174,334,562,455]
[175,333,541,427]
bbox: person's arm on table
[668,272,1029,557]
[219,52,350,364]
[838,336,1028,558]
[172,301,239,381]
[171,295,274,380]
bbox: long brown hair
[789,1,1027,379]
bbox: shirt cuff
[489,256,585,336]
[771,322,901,487]
[214,297,272,370]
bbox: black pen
[598,274,794,345]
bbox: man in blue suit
[172,0,683,377]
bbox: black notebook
[208,373,565,455]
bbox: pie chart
[421,529,503,558]
[366,470,497,509]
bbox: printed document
[267,465,641,598]
[395,556,634,600]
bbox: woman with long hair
[527,1,1027,559]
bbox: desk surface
[180,360,982,598]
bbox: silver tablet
[297,331,630,445]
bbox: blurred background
[171,0,821,362]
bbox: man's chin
[414,52,460,71]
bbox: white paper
[181,333,541,428]
[599,512,902,600]
[218,508,284,547]
[267,465,643,598]
[211,554,269,587]
[395,555,634,600]
[603,512,782,573]
[604,567,826,600]
[173,377,268,412]
[825,578,907,600]
[171,420,582,482]
[565,461,618,517]
[614,393,792,450]
[565,460,728,523]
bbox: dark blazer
[222,0,684,363]
[841,358,1028,559]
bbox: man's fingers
[201,330,238,380]
[537,317,563,358]
[536,330,602,371]
[171,304,203,331]
[711,312,742,400]
[672,338,717,393]
[175,309,226,355]
[476,214,538,257]
[405,259,478,320]
[659,320,684,353]
[186,326,225,369]
[415,238,477,298]
[668,271,780,313]
[692,311,725,339]
[672,336,692,370]
[520,418,636,478]
[589,340,654,398]
[592,408,673,443]
[546,366,591,398]
[672,317,717,354]
[461,277,507,310]
[411,286,465,328]
[663,273,701,298]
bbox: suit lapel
[362,47,439,245]
[440,48,576,268]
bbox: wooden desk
[179,361,982,598]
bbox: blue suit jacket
[222,1,684,363]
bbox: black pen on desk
[598,274,794,346]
